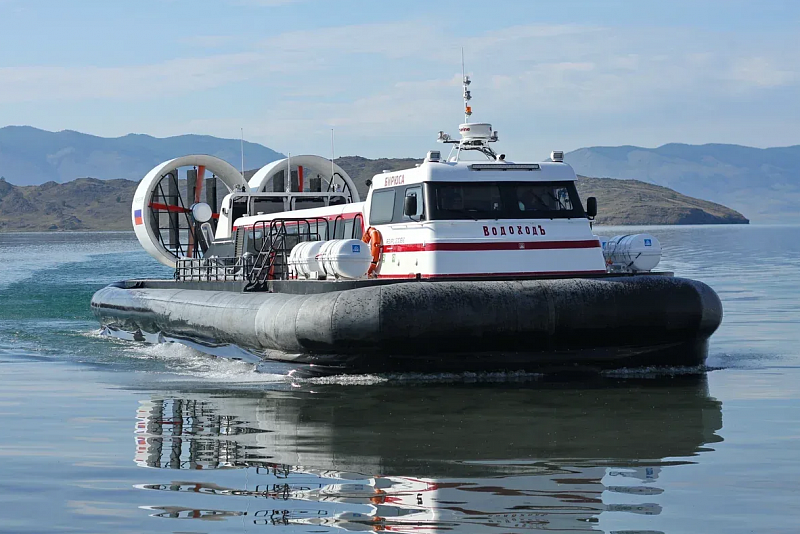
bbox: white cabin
[230,157,606,279]
[361,158,606,278]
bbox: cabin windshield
[427,181,585,220]
[252,197,286,215]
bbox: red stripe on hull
[382,239,601,253]
[377,270,608,279]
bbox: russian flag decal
[134,209,143,225]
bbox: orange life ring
[362,227,383,276]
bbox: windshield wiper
[542,191,569,211]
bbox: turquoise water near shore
[1,226,799,533]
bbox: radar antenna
[437,50,499,161]
[462,47,472,124]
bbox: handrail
[245,217,330,290]
[174,216,345,288]
[174,255,252,282]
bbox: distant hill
[0,158,746,231]
[0,126,284,186]
[565,143,800,222]
[575,176,747,225]
[0,177,137,231]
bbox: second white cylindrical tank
[289,239,372,280]
[289,241,325,278]
[319,239,373,279]
[603,234,662,272]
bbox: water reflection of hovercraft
[133,377,722,532]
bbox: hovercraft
[91,76,722,376]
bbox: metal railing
[174,255,254,282]
[173,217,332,287]
[246,218,329,290]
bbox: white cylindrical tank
[319,239,372,280]
[288,242,303,278]
[288,241,325,279]
[317,240,338,276]
[603,234,662,272]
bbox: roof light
[551,151,564,162]
[426,150,441,162]
[469,163,541,171]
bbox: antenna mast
[330,128,335,184]
[462,47,472,123]
[240,128,245,177]
[437,49,498,161]
[286,152,291,193]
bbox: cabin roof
[370,160,578,190]
[233,201,365,228]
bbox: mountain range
[0,125,793,222]
[0,126,283,185]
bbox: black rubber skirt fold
[91,276,722,373]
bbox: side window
[333,217,346,239]
[352,214,364,239]
[291,197,326,210]
[253,197,287,215]
[246,229,264,254]
[403,186,424,221]
[369,189,396,225]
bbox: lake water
[0,225,799,533]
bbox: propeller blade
[187,166,207,258]
[194,166,206,204]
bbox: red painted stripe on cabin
[377,270,608,279]
[382,239,601,253]
[148,202,219,219]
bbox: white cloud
[255,19,443,59]
[5,20,795,108]
[0,53,270,103]
[728,56,798,88]
[1,19,798,154]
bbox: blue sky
[1,0,798,159]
